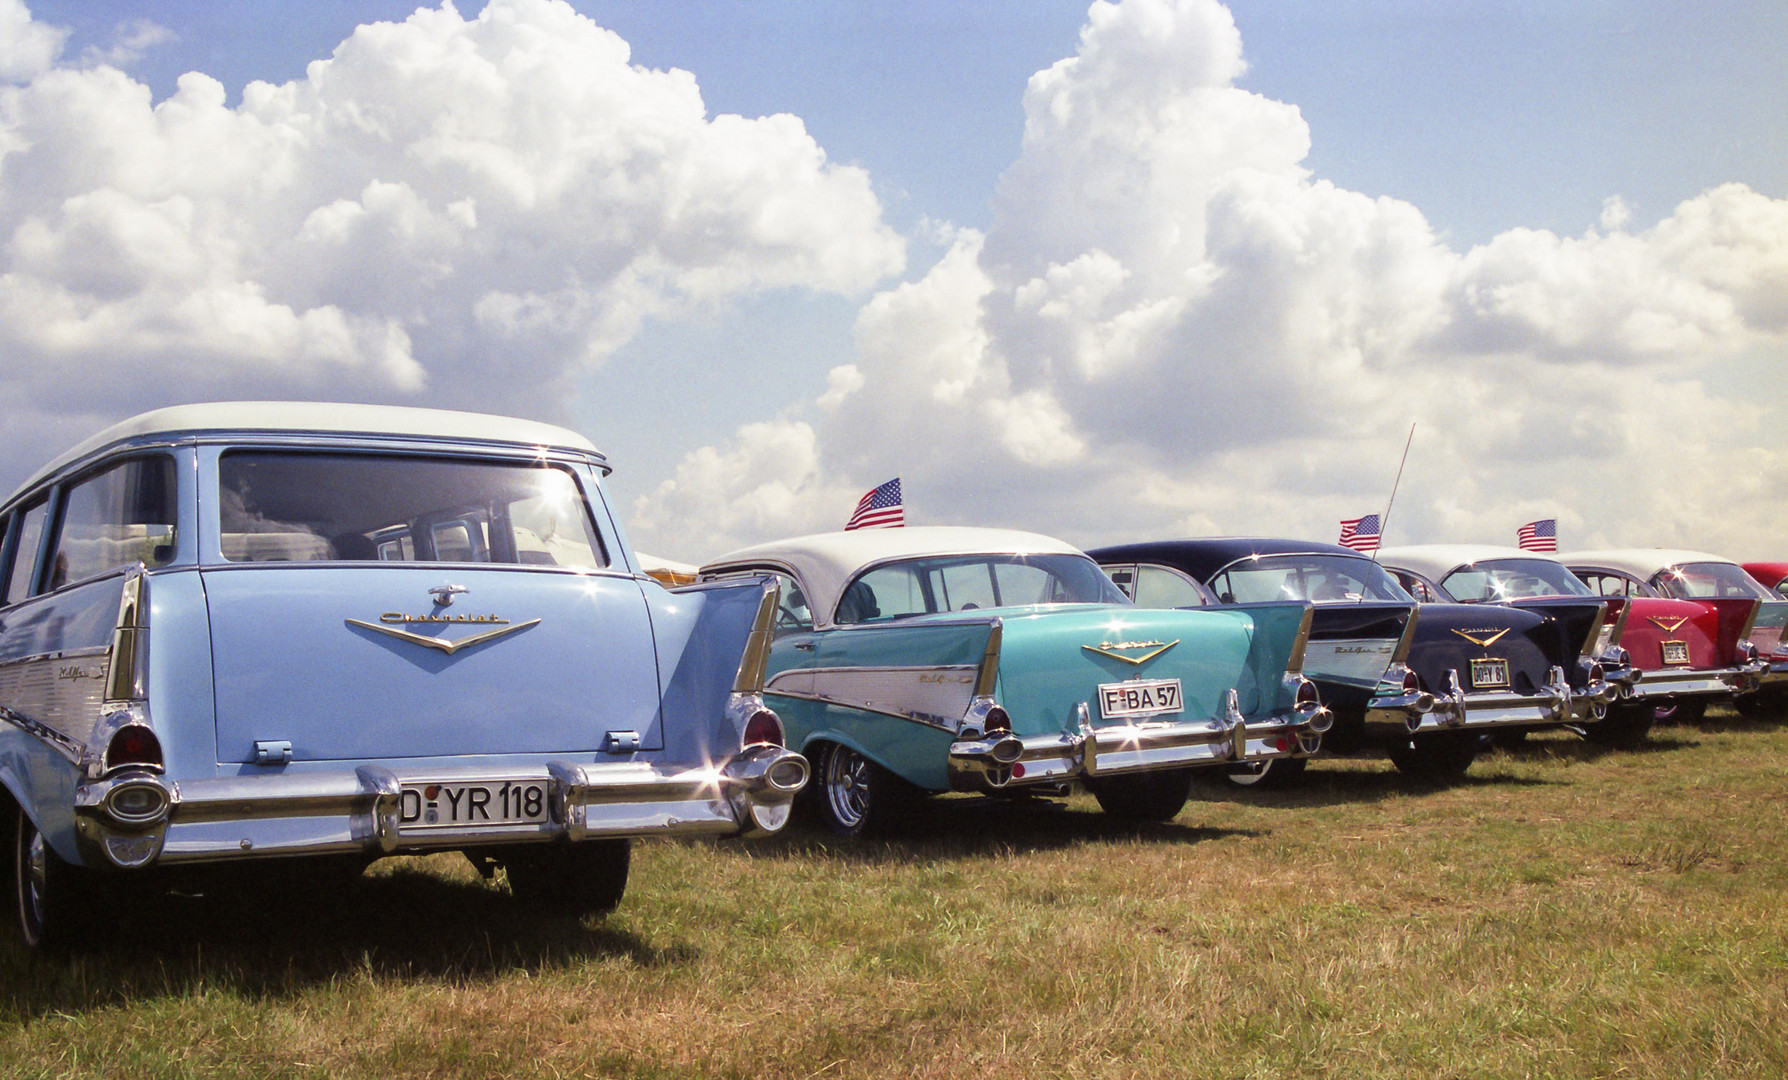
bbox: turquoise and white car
[701,527,1329,835]
[1,403,808,950]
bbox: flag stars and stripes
[1517,518,1557,552]
[845,478,904,530]
[1338,514,1382,552]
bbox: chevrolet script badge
[1450,628,1511,647]
[346,614,540,654]
[1081,639,1179,665]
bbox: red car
[1562,549,1786,719]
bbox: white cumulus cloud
[0,0,903,486]
[634,0,1788,561]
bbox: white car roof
[12,401,600,502]
[702,525,1086,628]
[1376,544,1561,581]
[1558,549,1736,579]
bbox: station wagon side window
[46,456,177,590]
[3,498,51,604]
[217,452,608,568]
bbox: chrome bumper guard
[71,747,811,870]
[1617,661,1768,702]
[947,689,1331,793]
[1365,666,1616,736]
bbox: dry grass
[4,704,1787,1079]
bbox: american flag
[1338,514,1381,552]
[1517,518,1557,552]
[845,478,904,530]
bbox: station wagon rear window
[217,452,607,568]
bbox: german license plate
[399,779,549,830]
[1098,678,1183,720]
[1661,640,1690,665]
[1469,658,1509,689]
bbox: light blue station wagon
[702,527,1330,835]
[0,403,808,950]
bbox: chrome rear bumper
[71,746,810,870]
[947,691,1331,793]
[1365,666,1616,736]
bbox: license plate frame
[1097,678,1184,721]
[1469,658,1510,689]
[1661,640,1690,665]
[399,778,551,831]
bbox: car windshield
[217,451,606,568]
[1441,558,1593,601]
[1205,554,1411,604]
[1655,561,1775,601]
[837,553,1127,623]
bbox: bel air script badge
[1081,639,1179,665]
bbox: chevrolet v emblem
[1451,628,1510,647]
[1082,639,1179,665]
[1648,616,1688,633]
[346,618,540,654]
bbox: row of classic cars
[5,403,1782,951]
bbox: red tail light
[106,725,163,770]
[1589,662,1604,682]
[984,706,1012,733]
[742,709,784,747]
[1402,669,1421,694]
[1296,679,1320,707]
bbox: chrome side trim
[104,568,148,704]
[0,703,86,765]
[765,665,978,731]
[731,577,780,693]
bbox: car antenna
[1363,423,1416,592]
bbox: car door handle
[794,641,815,651]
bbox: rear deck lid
[202,566,661,764]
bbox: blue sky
[4,0,1785,557]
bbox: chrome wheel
[823,745,873,833]
[1226,756,1307,789]
[13,813,48,950]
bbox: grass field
[4,706,1786,1079]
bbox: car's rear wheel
[11,806,95,952]
[503,839,630,916]
[1223,756,1308,789]
[815,743,920,838]
[1386,730,1477,780]
[1085,767,1193,821]
[1650,698,1707,726]
[1583,701,1655,748]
